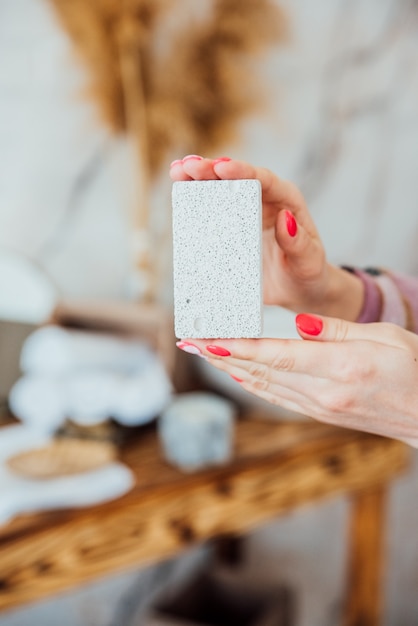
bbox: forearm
[314,264,365,322]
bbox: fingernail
[295,313,323,336]
[213,157,231,165]
[182,154,203,162]
[170,159,183,168]
[285,210,297,237]
[206,345,231,357]
[231,374,243,383]
[176,341,203,356]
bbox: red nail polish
[295,313,323,336]
[206,345,231,357]
[231,374,243,383]
[182,155,203,162]
[176,341,202,355]
[170,159,183,168]
[213,157,231,165]
[285,211,297,237]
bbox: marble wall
[0,0,134,302]
[1,0,418,625]
[238,0,418,275]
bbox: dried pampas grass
[50,0,287,176]
[49,0,287,300]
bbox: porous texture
[172,179,263,338]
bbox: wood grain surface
[0,413,410,616]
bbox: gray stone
[158,392,236,472]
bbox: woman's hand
[176,315,418,446]
[170,155,364,320]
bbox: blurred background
[1,0,418,625]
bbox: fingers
[211,160,303,209]
[169,155,322,249]
[177,336,350,380]
[169,154,326,309]
[169,154,303,210]
[170,155,219,181]
[169,154,243,181]
[177,315,410,383]
[176,321,418,441]
[239,378,314,418]
[295,314,409,349]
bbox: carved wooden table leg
[210,534,246,568]
[344,486,386,626]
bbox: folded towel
[113,359,172,426]
[64,370,123,425]
[10,351,173,429]
[20,325,152,376]
[8,376,66,433]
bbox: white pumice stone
[172,179,263,338]
[158,392,236,473]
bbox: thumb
[295,313,352,342]
[295,313,407,349]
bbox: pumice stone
[172,179,263,338]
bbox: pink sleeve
[387,271,418,333]
[352,269,382,324]
[353,268,418,333]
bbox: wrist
[320,264,365,321]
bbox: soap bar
[158,391,236,472]
[172,179,263,338]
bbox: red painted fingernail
[231,374,243,383]
[213,157,231,165]
[206,345,231,357]
[176,341,203,355]
[182,154,203,162]
[295,313,323,336]
[285,210,297,237]
[170,159,183,168]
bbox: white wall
[0,0,134,301]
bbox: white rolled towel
[65,350,172,427]
[20,325,153,376]
[10,364,172,430]
[63,370,123,426]
[112,358,173,426]
[14,327,172,429]
[8,375,66,433]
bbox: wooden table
[0,413,410,625]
